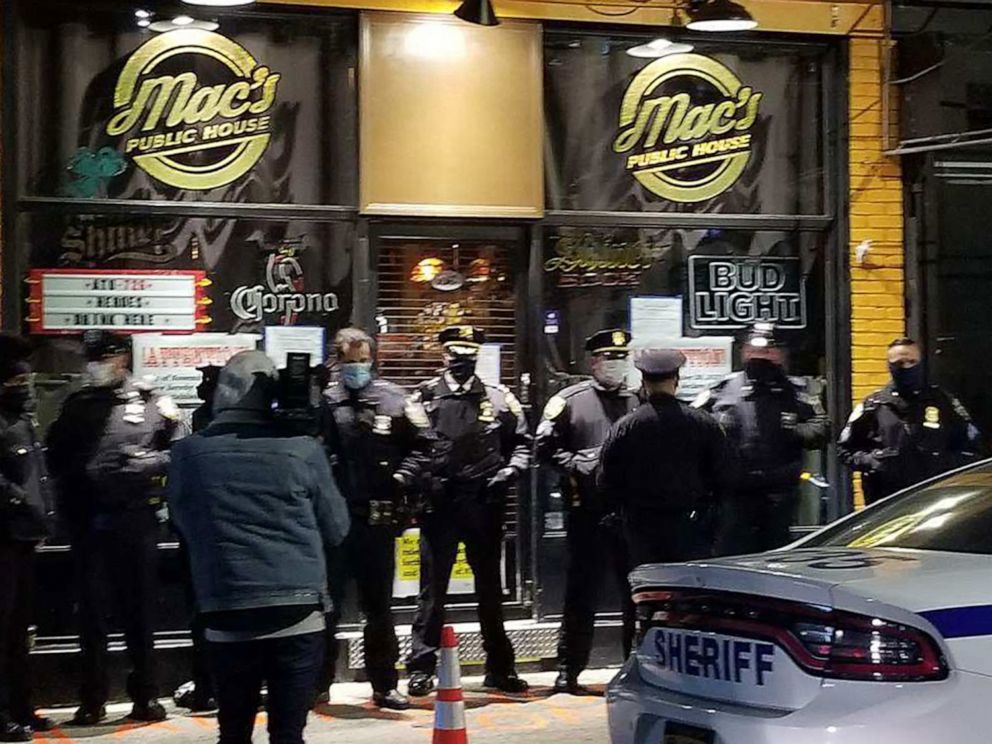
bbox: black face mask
[744,357,784,383]
[448,358,477,385]
[0,384,34,414]
[890,362,924,395]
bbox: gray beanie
[213,351,278,415]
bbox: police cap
[634,347,686,378]
[82,330,130,361]
[745,322,784,349]
[196,364,222,384]
[585,329,632,356]
[439,325,485,356]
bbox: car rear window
[803,469,992,554]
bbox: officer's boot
[407,672,435,698]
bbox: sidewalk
[36,669,618,744]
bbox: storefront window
[12,1,358,205]
[544,30,830,215]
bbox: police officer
[839,337,982,504]
[536,329,638,695]
[694,324,829,555]
[406,326,531,697]
[599,348,732,567]
[0,335,54,742]
[47,331,178,725]
[172,364,221,713]
[316,328,431,710]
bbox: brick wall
[848,36,905,505]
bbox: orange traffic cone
[432,626,468,744]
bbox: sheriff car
[607,462,992,744]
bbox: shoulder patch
[846,403,865,424]
[505,391,524,417]
[542,395,567,421]
[156,395,180,422]
[950,396,973,421]
[404,398,430,429]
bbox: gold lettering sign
[106,30,281,190]
[613,54,762,203]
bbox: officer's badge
[479,400,496,423]
[612,331,626,347]
[924,406,941,429]
[542,395,567,421]
[373,415,392,435]
[780,412,798,430]
[459,326,474,339]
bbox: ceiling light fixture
[453,0,499,27]
[181,0,256,6]
[135,9,152,19]
[686,0,758,32]
[137,18,152,28]
[627,38,694,58]
[149,16,220,32]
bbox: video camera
[274,352,322,436]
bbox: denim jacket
[167,409,349,614]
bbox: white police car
[607,463,992,744]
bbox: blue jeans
[209,631,324,744]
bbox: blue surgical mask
[341,362,373,390]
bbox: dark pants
[623,511,707,568]
[408,498,514,678]
[319,517,399,695]
[73,510,159,710]
[179,540,214,701]
[0,541,36,722]
[210,631,323,744]
[556,510,635,677]
[715,492,797,557]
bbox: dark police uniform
[535,330,639,682]
[318,377,431,698]
[599,349,732,567]
[47,334,178,719]
[839,383,981,504]
[693,325,829,555]
[0,338,53,735]
[407,327,531,686]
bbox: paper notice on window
[627,335,734,402]
[263,326,326,369]
[132,333,260,406]
[630,296,683,344]
[477,343,502,386]
[393,528,504,598]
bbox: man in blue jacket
[168,351,349,744]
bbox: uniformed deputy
[694,324,829,555]
[317,328,431,710]
[47,331,179,726]
[536,329,639,695]
[0,334,54,742]
[406,326,531,697]
[599,348,732,567]
[839,337,982,504]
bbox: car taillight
[633,589,948,683]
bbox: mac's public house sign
[613,54,762,204]
[106,29,281,190]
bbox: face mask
[86,361,124,388]
[890,362,924,395]
[448,358,477,385]
[594,359,628,390]
[0,384,34,413]
[341,362,373,391]
[744,357,783,383]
